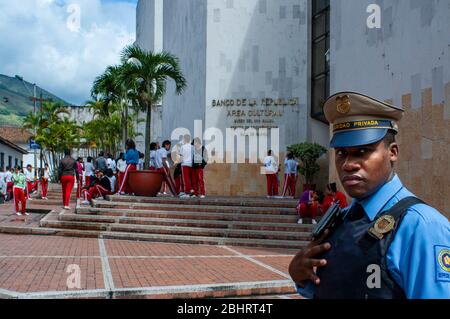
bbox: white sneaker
[190,195,197,198]
[180,194,190,199]
[179,192,186,197]
[312,219,317,225]
[64,206,70,210]
[297,219,303,224]
[28,198,33,201]
[163,192,168,195]
[24,212,30,216]
[82,200,90,205]
[200,195,206,199]
[157,192,163,196]
[15,212,21,216]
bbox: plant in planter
[287,142,328,191]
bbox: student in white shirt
[282,152,299,197]
[263,150,279,197]
[40,164,51,200]
[25,165,38,200]
[155,140,177,196]
[5,167,13,201]
[84,157,95,187]
[179,135,194,198]
[116,153,127,190]
[106,154,117,174]
[149,143,157,170]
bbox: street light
[15,75,38,178]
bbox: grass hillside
[0,74,69,126]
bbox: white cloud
[0,0,136,104]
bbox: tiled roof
[0,126,32,144]
[0,136,28,154]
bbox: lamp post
[15,75,38,178]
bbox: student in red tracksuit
[82,169,115,204]
[192,138,208,198]
[179,135,194,198]
[40,164,50,200]
[5,166,14,201]
[320,182,348,213]
[25,165,38,200]
[118,139,139,195]
[155,140,177,196]
[12,166,29,216]
[58,150,76,210]
[263,150,279,197]
[282,153,299,197]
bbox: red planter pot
[128,170,164,197]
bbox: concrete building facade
[136,0,330,197]
[136,0,449,216]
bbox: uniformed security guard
[288,92,450,299]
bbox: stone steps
[107,195,299,208]
[36,192,311,249]
[59,213,313,232]
[76,207,298,224]
[40,218,311,241]
[35,225,308,249]
[92,200,297,215]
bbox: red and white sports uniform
[179,143,193,194]
[282,159,298,197]
[263,155,278,196]
[40,168,50,198]
[25,168,38,199]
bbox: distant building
[0,126,31,169]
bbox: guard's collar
[353,174,404,221]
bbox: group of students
[263,151,349,224]
[0,164,51,216]
[118,135,209,199]
[263,151,300,198]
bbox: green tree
[288,142,328,185]
[119,45,187,169]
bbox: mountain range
[0,74,69,126]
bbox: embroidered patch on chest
[435,245,450,282]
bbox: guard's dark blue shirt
[298,175,450,299]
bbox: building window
[15,158,18,168]
[311,0,330,124]
[8,156,12,169]
[0,153,4,169]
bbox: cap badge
[368,215,395,240]
[336,95,351,114]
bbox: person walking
[24,165,38,200]
[192,138,208,198]
[118,139,139,195]
[282,153,299,197]
[58,150,76,210]
[179,135,194,198]
[116,153,126,191]
[5,166,13,201]
[95,151,107,173]
[154,140,177,196]
[263,150,279,197]
[75,157,84,199]
[84,157,95,188]
[40,164,50,200]
[12,166,28,216]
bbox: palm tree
[92,65,131,146]
[120,45,187,169]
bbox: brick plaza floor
[0,234,299,299]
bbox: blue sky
[0,0,138,105]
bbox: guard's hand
[288,230,331,287]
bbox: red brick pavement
[0,234,299,298]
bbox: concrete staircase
[40,194,312,249]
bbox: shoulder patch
[435,245,450,282]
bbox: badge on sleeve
[435,245,450,282]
